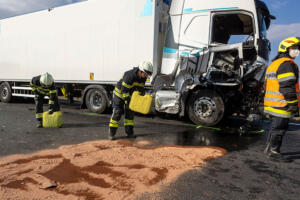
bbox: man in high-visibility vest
[264,37,300,162]
[108,61,153,140]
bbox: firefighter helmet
[278,37,300,53]
[139,61,153,76]
[40,72,54,87]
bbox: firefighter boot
[36,120,43,128]
[125,126,136,139]
[267,135,291,162]
[108,127,117,141]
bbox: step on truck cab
[0,0,274,126]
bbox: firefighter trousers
[34,92,60,122]
[109,94,134,136]
[265,116,289,153]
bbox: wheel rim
[193,97,216,118]
[0,86,8,99]
[90,91,103,109]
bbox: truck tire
[187,89,224,126]
[0,82,12,103]
[85,88,108,114]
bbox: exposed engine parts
[212,52,239,77]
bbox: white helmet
[139,61,153,76]
[40,72,54,87]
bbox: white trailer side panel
[0,0,156,83]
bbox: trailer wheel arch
[0,82,12,103]
[82,85,111,113]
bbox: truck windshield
[257,11,267,39]
[255,0,274,38]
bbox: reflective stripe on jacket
[264,57,299,118]
[114,67,146,101]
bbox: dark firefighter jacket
[113,67,147,102]
[264,54,300,118]
[30,75,58,110]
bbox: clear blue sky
[0,0,299,64]
[264,0,300,64]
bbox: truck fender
[180,86,202,117]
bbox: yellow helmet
[278,37,300,53]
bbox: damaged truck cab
[154,0,274,125]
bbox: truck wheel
[0,82,12,103]
[85,88,108,113]
[187,90,224,126]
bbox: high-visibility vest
[264,57,299,118]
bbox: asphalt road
[1,99,300,200]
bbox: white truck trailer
[0,0,274,126]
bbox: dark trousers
[109,95,134,136]
[66,84,74,104]
[34,93,60,122]
[266,116,289,153]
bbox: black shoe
[108,135,115,141]
[108,127,117,141]
[267,150,291,163]
[127,134,136,139]
[36,122,43,128]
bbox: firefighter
[108,61,153,140]
[30,72,60,128]
[264,37,300,162]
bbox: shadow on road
[282,151,300,161]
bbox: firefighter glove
[137,88,145,96]
[295,109,300,117]
[139,90,145,96]
[287,102,298,113]
[124,97,130,105]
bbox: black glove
[124,97,130,105]
[287,102,298,113]
[140,90,146,96]
[295,109,300,117]
[49,110,53,115]
[137,87,145,96]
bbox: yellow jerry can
[43,111,63,128]
[129,91,153,115]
